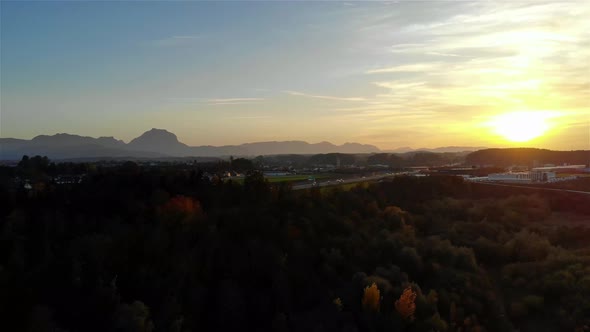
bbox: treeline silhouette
[465,148,590,167]
[1,159,590,332]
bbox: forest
[1,158,590,332]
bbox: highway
[292,173,405,190]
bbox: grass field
[226,174,332,184]
[557,173,590,178]
[266,175,311,183]
[319,181,370,193]
[266,174,332,183]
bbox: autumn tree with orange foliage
[395,286,417,321]
[159,195,203,224]
[362,283,381,312]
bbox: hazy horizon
[2,1,589,150]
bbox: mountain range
[1,129,382,160]
[0,129,487,160]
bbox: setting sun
[489,111,557,143]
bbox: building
[488,172,531,183]
[531,165,586,173]
[481,170,564,183]
[531,170,556,182]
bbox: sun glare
[489,111,557,143]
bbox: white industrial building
[479,170,556,183]
[531,170,556,182]
[466,164,587,184]
[488,172,534,183]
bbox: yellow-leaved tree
[333,297,343,312]
[362,283,381,312]
[395,286,417,320]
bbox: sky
[1,0,589,150]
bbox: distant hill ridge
[465,148,590,167]
[0,128,381,160]
[386,146,487,153]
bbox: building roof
[531,165,586,171]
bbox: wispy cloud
[207,98,265,106]
[167,97,265,106]
[168,97,265,104]
[351,0,590,148]
[224,115,272,120]
[366,63,441,74]
[285,90,366,102]
[207,98,264,103]
[149,35,202,47]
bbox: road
[292,173,406,190]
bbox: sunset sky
[1,1,589,150]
